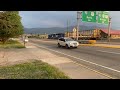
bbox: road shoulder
[27,42,112,79]
[0,41,112,79]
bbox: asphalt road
[29,38,120,78]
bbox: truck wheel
[65,44,69,49]
[58,43,61,47]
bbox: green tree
[0,11,24,44]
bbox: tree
[0,11,24,44]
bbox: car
[57,37,79,49]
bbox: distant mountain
[24,24,109,34]
[24,27,67,34]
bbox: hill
[24,24,108,34]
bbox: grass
[0,60,70,79]
[0,40,25,49]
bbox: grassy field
[0,60,70,79]
[0,40,25,48]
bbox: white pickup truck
[57,37,79,49]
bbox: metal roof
[100,29,120,35]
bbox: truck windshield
[66,38,74,41]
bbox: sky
[19,11,120,30]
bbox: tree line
[0,11,24,44]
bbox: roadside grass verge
[0,60,70,79]
[0,40,25,49]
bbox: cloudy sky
[19,11,120,30]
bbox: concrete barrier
[89,40,96,44]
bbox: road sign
[82,11,96,22]
[97,11,109,24]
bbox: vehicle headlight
[70,43,73,45]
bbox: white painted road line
[72,61,115,79]
[97,50,120,55]
[31,43,116,78]
[32,43,120,74]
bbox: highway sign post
[97,11,111,42]
[77,11,81,40]
[77,11,111,42]
[76,11,96,41]
[82,11,97,22]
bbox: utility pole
[77,11,81,41]
[67,20,69,37]
[108,16,111,42]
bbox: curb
[79,44,120,49]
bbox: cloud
[20,14,65,28]
[40,20,65,27]
[19,11,76,28]
[19,11,120,30]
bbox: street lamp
[67,20,69,37]
[77,11,81,41]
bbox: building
[38,34,48,39]
[65,27,120,40]
[99,29,120,39]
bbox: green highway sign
[82,11,96,22]
[97,11,109,24]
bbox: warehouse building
[65,27,120,40]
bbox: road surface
[29,38,120,78]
